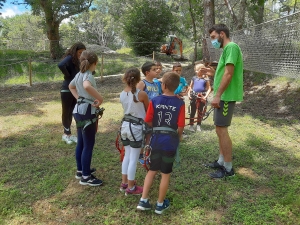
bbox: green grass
[0,49,154,86]
[0,73,299,225]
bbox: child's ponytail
[122,67,141,103]
[79,50,98,73]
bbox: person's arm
[211,64,234,108]
[188,80,194,99]
[200,66,215,77]
[136,80,145,91]
[204,80,211,99]
[138,90,149,111]
[69,83,79,99]
[58,56,72,80]
[83,80,103,107]
[144,101,154,145]
[177,104,185,141]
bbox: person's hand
[211,96,221,108]
[179,135,183,142]
[92,99,101,108]
[200,66,215,77]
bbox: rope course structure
[206,12,300,79]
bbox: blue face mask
[211,38,221,49]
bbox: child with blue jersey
[137,61,162,164]
[137,61,161,99]
[172,62,189,97]
[69,50,103,186]
[136,72,185,215]
[188,63,211,132]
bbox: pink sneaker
[125,185,143,196]
[119,180,137,192]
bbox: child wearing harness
[137,62,161,164]
[172,62,189,97]
[120,67,149,195]
[69,50,104,187]
[137,72,185,214]
[188,63,211,132]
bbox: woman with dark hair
[58,42,86,144]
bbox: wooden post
[100,54,104,82]
[152,51,155,62]
[28,57,32,86]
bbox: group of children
[67,50,212,214]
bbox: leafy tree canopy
[122,0,176,56]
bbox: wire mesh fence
[205,11,300,79]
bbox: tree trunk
[202,0,215,62]
[40,0,63,59]
[47,21,61,59]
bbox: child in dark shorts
[136,72,185,215]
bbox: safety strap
[76,117,98,130]
[122,114,144,125]
[152,126,177,134]
[77,96,94,105]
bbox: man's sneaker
[69,135,77,143]
[119,180,137,192]
[139,158,149,165]
[204,160,223,169]
[209,167,235,179]
[79,175,103,186]
[62,134,73,144]
[154,199,170,215]
[75,168,96,179]
[137,199,152,211]
[196,125,201,132]
[189,125,195,132]
[125,185,143,196]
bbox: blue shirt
[143,79,161,100]
[174,76,188,95]
[148,95,185,151]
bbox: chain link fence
[205,12,300,79]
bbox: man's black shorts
[213,101,236,127]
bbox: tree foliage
[14,0,93,58]
[122,0,175,56]
[0,0,6,15]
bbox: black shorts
[213,101,236,127]
[149,150,176,174]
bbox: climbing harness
[75,96,105,131]
[142,145,152,171]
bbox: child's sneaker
[154,199,170,215]
[119,180,136,192]
[75,168,96,179]
[137,199,152,211]
[79,175,103,186]
[189,125,195,132]
[69,135,77,143]
[196,125,201,132]
[62,134,73,144]
[125,185,143,196]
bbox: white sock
[217,154,224,166]
[157,202,163,206]
[140,198,148,203]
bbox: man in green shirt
[204,24,244,178]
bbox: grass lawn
[0,73,299,225]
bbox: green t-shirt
[214,42,244,101]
